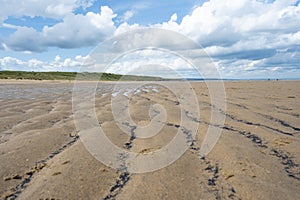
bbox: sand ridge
[0,81,299,199]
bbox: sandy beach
[0,80,299,200]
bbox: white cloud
[215,50,300,78]
[6,27,45,52]
[158,13,179,31]
[5,6,117,52]
[0,0,97,23]
[76,0,98,10]
[121,10,134,22]
[54,55,61,62]
[114,22,140,36]
[158,0,300,49]
[90,49,211,78]
[154,0,300,78]
[0,54,94,71]
[5,1,299,55]
[0,57,27,71]
[1,1,299,78]
[43,6,116,48]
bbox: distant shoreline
[0,70,299,82]
[1,79,299,85]
[0,71,167,81]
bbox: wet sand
[0,80,299,199]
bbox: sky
[0,0,299,79]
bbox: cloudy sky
[0,0,299,79]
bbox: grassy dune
[0,71,165,81]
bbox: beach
[0,80,299,199]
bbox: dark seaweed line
[7,135,79,200]
[200,158,239,200]
[212,121,300,180]
[274,105,292,111]
[277,111,300,118]
[184,104,299,199]
[235,130,299,180]
[191,143,239,199]
[257,113,300,132]
[184,107,267,149]
[103,94,179,200]
[270,149,300,180]
[184,110,200,123]
[227,101,248,110]
[199,100,295,137]
[103,123,137,200]
[191,100,300,181]
[209,103,295,137]
[224,110,293,136]
[206,121,268,149]
[203,116,300,181]
[103,170,130,200]
[179,113,239,200]
[210,106,300,180]
[123,122,137,150]
[180,123,225,199]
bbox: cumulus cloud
[0,57,27,71]
[0,0,97,23]
[215,49,300,78]
[160,0,300,48]
[0,55,94,71]
[6,1,299,56]
[1,1,299,78]
[5,6,117,52]
[114,22,140,36]
[6,27,45,52]
[85,47,216,78]
[154,0,300,78]
[43,6,116,48]
[120,10,135,22]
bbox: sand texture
[0,80,299,200]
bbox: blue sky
[0,0,299,79]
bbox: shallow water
[0,83,73,100]
[0,82,162,100]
